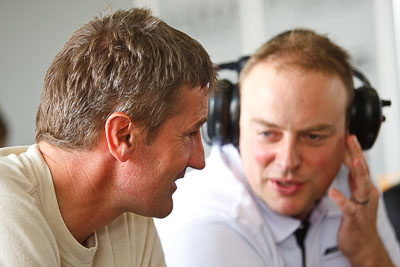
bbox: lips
[176,168,187,180]
[269,178,304,195]
[171,169,187,194]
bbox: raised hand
[329,135,394,267]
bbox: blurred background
[1,0,399,187]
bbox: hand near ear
[329,135,394,267]
[105,112,135,162]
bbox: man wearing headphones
[157,29,400,266]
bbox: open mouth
[270,179,304,195]
[277,181,294,187]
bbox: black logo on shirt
[324,245,339,256]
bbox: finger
[344,136,358,193]
[329,188,356,216]
[352,157,371,202]
[346,135,369,173]
[343,135,357,177]
[345,136,371,201]
[343,146,353,171]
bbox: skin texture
[40,84,209,243]
[239,61,347,220]
[109,84,209,218]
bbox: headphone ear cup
[349,86,383,150]
[206,79,235,145]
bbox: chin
[276,208,305,219]
[269,200,305,218]
[153,209,172,219]
[131,198,173,218]
[153,200,174,219]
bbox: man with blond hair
[158,29,400,267]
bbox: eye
[307,134,320,140]
[188,129,199,137]
[262,131,271,137]
[257,130,281,142]
[300,133,327,145]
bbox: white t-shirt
[156,144,400,267]
[0,145,166,267]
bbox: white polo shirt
[156,144,400,267]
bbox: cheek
[254,146,273,166]
[240,131,274,177]
[306,139,346,170]
[162,147,190,178]
[307,152,329,168]
[247,139,274,167]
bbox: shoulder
[0,145,54,238]
[0,188,59,266]
[164,217,268,267]
[0,145,60,266]
[0,145,47,197]
[0,145,50,226]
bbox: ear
[105,112,135,162]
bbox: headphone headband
[205,57,391,150]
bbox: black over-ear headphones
[205,57,391,150]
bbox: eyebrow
[301,124,336,132]
[251,118,335,132]
[251,119,279,129]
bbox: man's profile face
[116,84,209,218]
[239,61,347,220]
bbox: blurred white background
[1,0,399,185]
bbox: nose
[188,130,206,170]
[275,136,301,174]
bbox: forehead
[240,62,348,128]
[242,59,351,99]
[242,61,347,99]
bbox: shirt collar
[257,198,301,243]
[251,175,347,244]
[220,145,347,242]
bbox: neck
[39,141,121,244]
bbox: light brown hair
[35,8,217,149]
[239,29,354,120]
